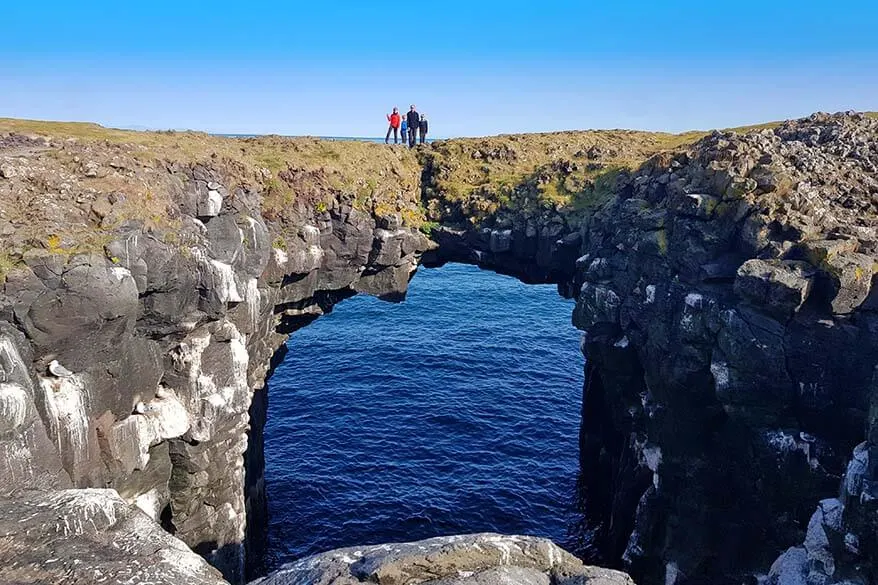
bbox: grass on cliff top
[0,118,422,182]
[421,111,878,221]
[422,128,679,221]
[0,117,426,225]
[3,112,876,229]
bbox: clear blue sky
[1,1,876,137]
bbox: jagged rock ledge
[251,534,634,585]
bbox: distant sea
[263,263,585,571]
[217,134,437,143]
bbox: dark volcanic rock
[765,368,878,585]
[251,534,633,585]
[0,156,434,583]
[734,258,814,319]
[568,113,878,584]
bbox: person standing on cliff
[406,105,420,147]
[400,115,408,144]
[385,107,401,144]
[418,114,428,144]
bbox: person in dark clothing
[406,105,420,147]
[418,114,428,144]
[385,107,401,144]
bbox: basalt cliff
[0,113,877,585]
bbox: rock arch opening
[245,262,586,577]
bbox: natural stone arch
[2,113,878,585]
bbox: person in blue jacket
[400,116,408,144]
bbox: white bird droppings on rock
[40,374,92,474]
[684,292,703,309]
[208,260,243,304]
[110,266,132,283]
[0,383,30,431]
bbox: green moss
[726,177,758,199]
[570,167,623,212]
[656,229,668,256]
[257,154,287,174]
[354,178,379,210]
[0,253,19,283]
[162,231,180,245]
[538,181,568,206]
[419,220,440,235]
[261,176,296,216]
[272,236,287,251]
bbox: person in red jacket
[385,107,401,144]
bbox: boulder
[797,240,874,314]
[250,534,634,585]
[734,259,814,318]
[0,489,227,585]
[767,547,808,585]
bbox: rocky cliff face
[0,129,432,583]
[567,113,878,584]
[418,113,878,584]
[2,113,877,585]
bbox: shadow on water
[564,470,603,563]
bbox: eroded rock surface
[565,113,878,584]
[251,534,633,585]
[0,488,226,585]
[0,132,433,583]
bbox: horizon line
[2,109,877,141]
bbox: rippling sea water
[264,263,584,570]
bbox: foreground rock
[0,488,226,584]
[765,382,878,585]
[251,534,634,585]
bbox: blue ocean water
[263,263,584,570]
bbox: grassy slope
[420,112,878,224]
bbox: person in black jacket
[406,105,420,147]
[418,114,428,144]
